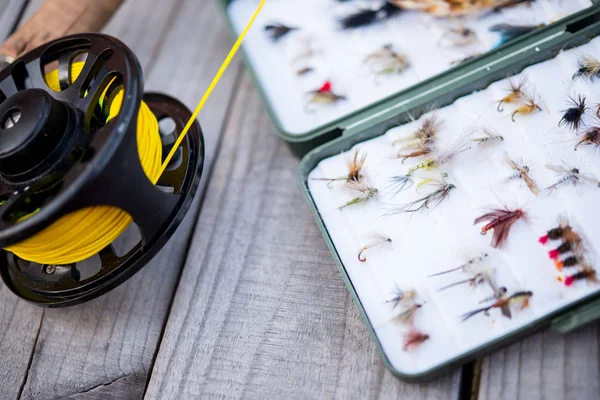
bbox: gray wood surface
[5,0,600,399]
[144,72,463,400]
[0,4,46,400]
[478,324,600,400]
[0,0,241,399]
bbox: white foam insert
[228,0,592,136]
[307,36,600,376]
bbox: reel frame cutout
[0,34,204,307]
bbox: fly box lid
[222,0,599,153]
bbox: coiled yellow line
[4,0,265,266]
[4,62,162,265]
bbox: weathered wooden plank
[478,324,600,400]
[0,3,46,400]
[0,0,27,42]
[145,72,462,399]
[7,0,240,399]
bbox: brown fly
[312,148,366,187]
[394,115,441,162]
[364,44,410,75]
[358,233,393,262]
[503,152,539,195]
[564,265,598,287]
[296,66,314,76]
[573,55,600,81]
[461,290,533,321]
[575,126,600,151]
[475,207,526,249]
[438,26,478,48]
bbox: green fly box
[221,0,600,381]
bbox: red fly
[474,207,526,249]
[403,328,430,351]
[564,265,598,287]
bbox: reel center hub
[0,89,72,177]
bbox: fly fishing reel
[0,34,204,307]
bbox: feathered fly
[474,207,526,249]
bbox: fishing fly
[559,94,588,131]
[497,78,525,112]
[474,207,526,249]
[312,148,366,187]
[438,26,478,48]
[390,292,422,325]
[472,127,504,147]
[575,126,600,151]
[539,218,579,245]
[407,134,472,176]
[403,328,430,351]
[386,286,418,310]
[564,265,598,287]
[503,152,539,195]
[427,253,489,277]
[337,180,378,210]
[461,290,533,321]
[384,179,455,214]
[545,163,600,192]
[340,2,401,29]
[436,265,497,293]
[539,218,585,270]
[511,92,542,122]
[393,115,441,162]
[296,66,314,76]
[264,23,299,42]
[386,135,469,195]
[364,44,410,76]
[358,233,393,262]
[554,255,582,271]
[305,81,346,111]
[573,55,600,81]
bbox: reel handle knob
[0,88,72,177]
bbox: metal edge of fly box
[220,1,600,156]
[297,7,600,381]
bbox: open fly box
[222,0,600,381]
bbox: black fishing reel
[0,34,204,307]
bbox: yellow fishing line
[5,62,162,265]
[5,0,265,265]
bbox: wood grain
[0,0,241,399]
[478,324,600,400]
[145,72,463,399]
[0,4,46,399]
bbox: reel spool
[0,34,204,307]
